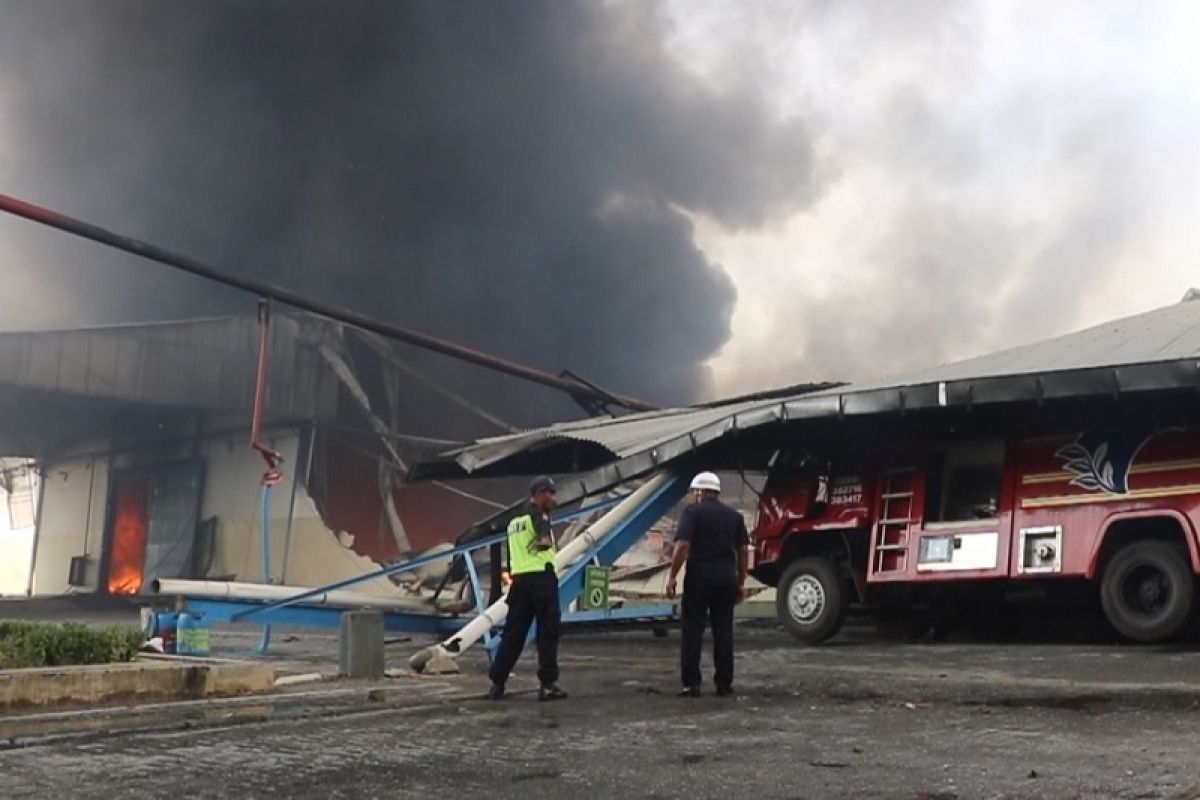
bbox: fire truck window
[925,442,1003,523]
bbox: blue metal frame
[461,548,499,660]
[562,602,677,624]
[177,484,682,653]
[518,476,686,645]
[555,474,688,610]
[228,495,624,622]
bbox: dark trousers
[681,581,737,689]
[489,571,560,686]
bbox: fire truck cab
[750,426,1200,644]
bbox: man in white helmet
[665,470,750,697]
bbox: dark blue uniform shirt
[675,497,749,587]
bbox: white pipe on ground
[150,578,431,613]
[409,471,677,672]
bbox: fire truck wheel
[777,557,848,644]
[1100,541,1194,643]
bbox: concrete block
[339,610,385,679]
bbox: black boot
[677,686,701,698]
[538,683,568,701]
[488,683,505,701]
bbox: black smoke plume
[0,1,818,431]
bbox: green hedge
[0,620,144,669]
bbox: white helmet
[689,471,721,493]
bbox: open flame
[106,478,149,595]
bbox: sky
[665,0,1200,393]
[0,1,1197,412]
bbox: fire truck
[750,425,1200,644]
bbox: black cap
[529,475,556,494]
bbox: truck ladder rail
[874,466,916,574]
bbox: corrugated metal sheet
[843,292,1200,391]
[452,403,757,472]
[0,313,340,419]
[421,295,1200,484]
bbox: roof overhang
[412,357,1200,507]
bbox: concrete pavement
[4,623,1200,797]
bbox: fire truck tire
[777,557,848,644]
[1100,541,1194,643]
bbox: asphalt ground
[4,612,1200,798]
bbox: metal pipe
[0,192,655,412]
[410,473,674,668]
[256,483,274,654]
[250,299,282,469]
[150,578,431,612]
[24,462,47,597]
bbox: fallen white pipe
[150,578,431,613]
[410,472,677,672]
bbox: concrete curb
[0,678,472,748]
[0,659,274,710]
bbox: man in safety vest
[666,471,749,697]
[488,475,569,701]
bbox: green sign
[581,565,610,611]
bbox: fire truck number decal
[1054,431,1155,495]
[829,476,863,505]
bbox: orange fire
[106,479,149,595]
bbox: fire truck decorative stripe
[1021,459,1200,485]
[1022,484,1200,509]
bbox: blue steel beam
[461,547,498,659]
[562,603,677,624]
[556,474,688,610]
[188,599,468,635]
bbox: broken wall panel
[308,431,516,560]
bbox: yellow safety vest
[507,510,556,575]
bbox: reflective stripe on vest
[507,513,556,575]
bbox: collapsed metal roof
[412,293,1200,500]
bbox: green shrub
[0,620,144,669]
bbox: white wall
[30,457,108,596]
[0,461,39,596]
[0,530,33,596]
[27,427,404,598]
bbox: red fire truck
[750,425,1200,643]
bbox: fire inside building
[0,311,532,598]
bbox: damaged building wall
[24,425,422,599]
[308,430,513,562]
[201,430,403,598]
